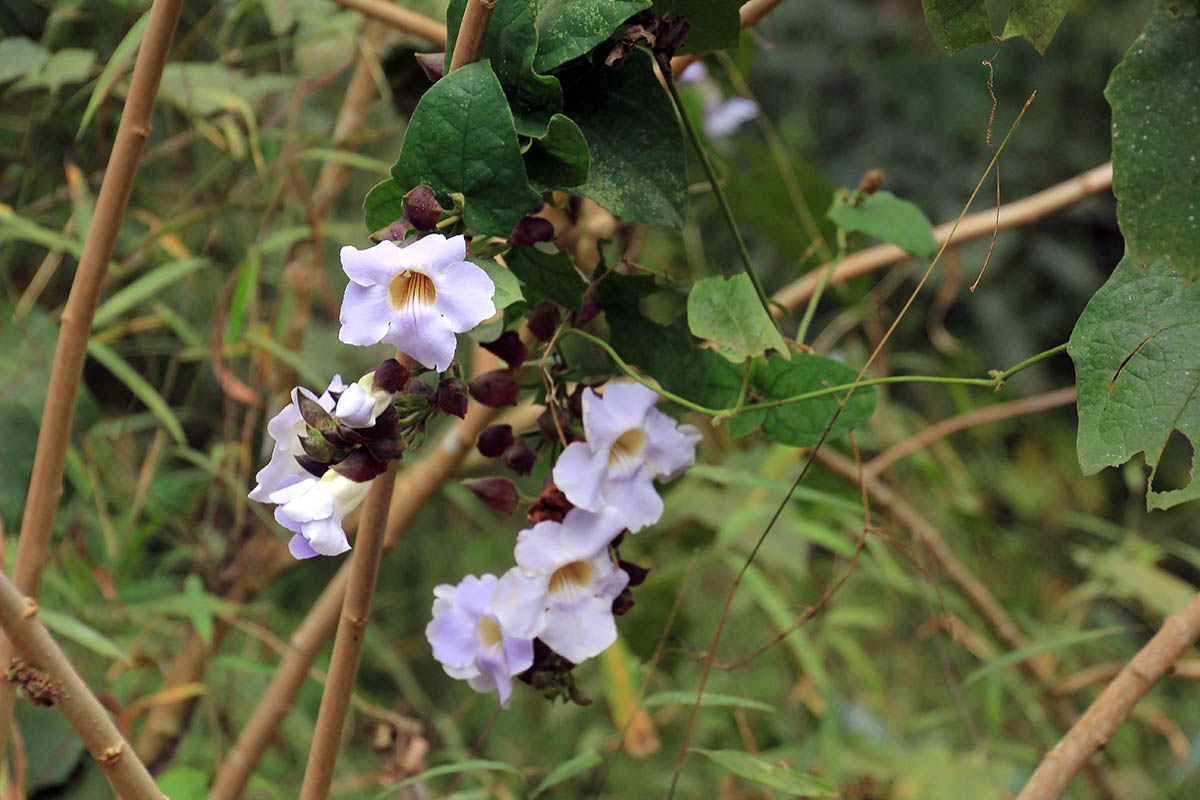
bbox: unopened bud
[858,168,885,195]
[297,392,334,431]
[406,378,435,401]
[477,424,515,458]
[295,454,329,478]
[618,559,650,586]
[526,301,560,342]
[464,478,519,515]
[611,588,635,616]
[370,217,414,244]
[331,448,389,482]
[414,51,444,83]
[373,359,410,393]
[300,433,338,462]
[510,217,555,247]
[468,370,519,408]
[526,485,573,523]
[482,330,527,370]
[367,435,406,462]
[434,377,469,418]
[567,384,586,420]
[502,440,537,476]
[403,185,443,231]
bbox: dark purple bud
[332,448,389,482]
[567,384,586,420]
[414,51,445,83]
[320,427,351,448]
[370,217,414,244]
[511,216,555,247]
[297,392,333,431]
[371,406,400,438]
[526,300,560,342]
[527,485,573,524]
[334,424,373,446]
[295,454,329,478]
[502,440,537,476]
[477,424,515,458]
[611,531,626,549]
[406,378,435,400]
[618,560,650,587]
[611,588,635,616]
[366,435,406,462]
[537,407,560,441]
[482,330,527,370]
[657,18,690,55]
[464,478,519,515]
[373,359,410,393]
[299,433,337,462]
[468,370,519,408]
[403,185,443,231]
[573,298,601,329]
[434,377,469,418]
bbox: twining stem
[0,0,183,760]
[0,572,163,799]
[298,463,398,800]
[662,74,778,328]
[795,229,847,345]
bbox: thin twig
[448,0,496,73]
[299,462,398,800]
[669,0,789,74]
[1053,658,1200,697]
[0,573,164,798]
[0,0,184,759]
[771,162,1114,315]
[328,0,446,48]
[1016,590,1200,800]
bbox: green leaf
[1001,0,1071,53]
[920,0,993,55]
[392,62,541,237]
[78,10,150,138]
[363,178,406,233]
[86,341,187,446]
[691,749,838,797]
[564,51,687,227]
[446,0,561,137]
[1105,2,1200,280]
[16,701,85,791]
[14,48,94,93]
[642,691,775,712]
[530,752,603,797]
[379,760,520,795]
[534,0,650,72]
[964,626,1124,687]
[93,258,210,328]
[156,766,208,800]
[505,245,586,311]
[474,257,524,310]
[1068,254,1200,510]
[526,113,590,191]
[827,191,937,259]
[751,354,877,447]
[652,0,743,54]
[0,37,49,84]
[37,607,131,665]
[687,274,787,363]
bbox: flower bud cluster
[426,382,701,706]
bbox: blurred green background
[4,0,1198,797]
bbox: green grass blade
[93,257,209,328]
[86,340,186,445]
[76,9,151,139]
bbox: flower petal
[643,413,700,480]
[541,596,618,663]
[552,442,609,512]
[303,517,351,555]
[606,472,663,532]
[492,567,548,640]
[598,383,659,430]
[341,241,401,286]
[426,606,479,672]
[429,260,496,332]
[382,296,459,371]
[338,281,392,346]
[288,534,320,560]
[394,232,467,270]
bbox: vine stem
[448,0,497,72]
[0,0,183,761]
[0,572,164,798]
[328,0,446,47]
[794,230,846,346]
[662,72,779,329]
[298,462,398,800]
[1015,589,1200,800]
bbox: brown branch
[0,0,184,762]
[448,0,496,73]
[209,392,506,800]
[771,162,1114,315]
[328,0,446,48]
[1016,590,1200,800]
[865,387,1077,478]
[299,463,398,800]
[1053,658,1200,697]
[0,573,164,798]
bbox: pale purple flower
[269,470,371,559]
[552,383,701,532]
[492,508,628,663]
[334,371,393,428]
[425,573,534,707]
[677,62,758,139]
[248,375,345,503]
[338,234,496,371]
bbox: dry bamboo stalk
[329,0,446,48]
[448,0,496,72]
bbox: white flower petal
[383,296,459,371]
[429,260,496,332]
[606,472,664,532]
[643,413,700,480]
[287,534,320,559]
[579,388,626,451]
[394,232,467,270]
[704,97,758,138]
[552,442,609,512]
[338,281,392,346]
[303,517,351,555]
[341,241,401,286]
[492,567,548,640]
[599,383,659,429]
[334,382,376,428]
[541,597,619,663]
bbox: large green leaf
[687,274,786,363]
[363,178,406,233]
[827,190,938,259]
[391,62,541,237]
[445,0,561,136]
[1001,0,1071,53]
[0,36,49,84]
[1105,2,1200,281]
[526,113,590,190]
[564,52,687,227]
[534,0,650,72]
[921,0,993,54]
[692,749,838,797]
[1069,254,1200,510]
[740,354,878,446]
[505,245,587,311]
[652,0,743,54]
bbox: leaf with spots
[505,245,587,311]
[1069,254,1200,510]
[526,113,590,191]
[1105,1,1200,281]
[687,274,787,363]
[534,0,650,72]
[391,62,541,237]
